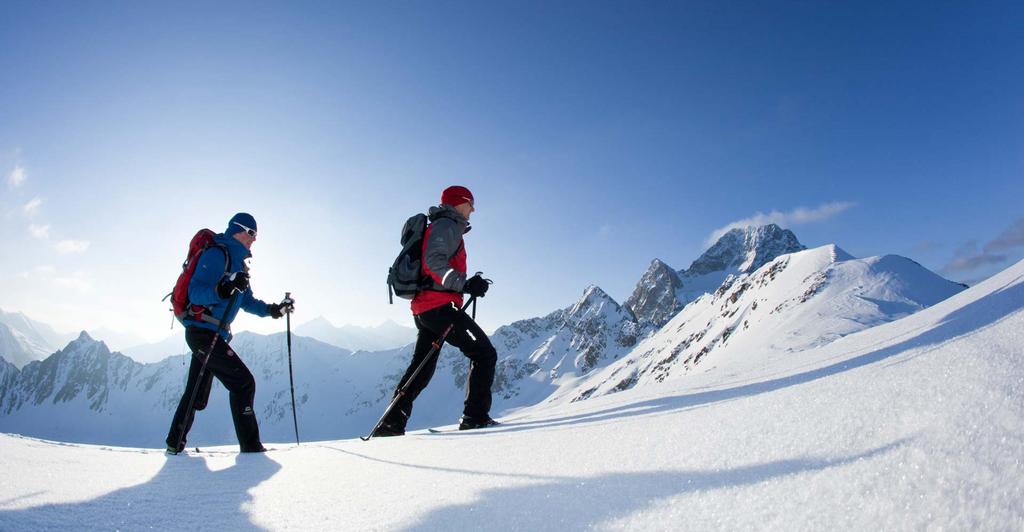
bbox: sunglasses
[233,222,257,237]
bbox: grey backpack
[387,213,431,302]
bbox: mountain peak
[63,331,109,354]
[827,244,855,263]
[625,259,686,327]
[305,316,335,327]
[685,224,805,277]
[581,284,612,301]
[569,285,621,315]
[647,258,672,270]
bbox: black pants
[166,327,262,451]
[385,302,498,428]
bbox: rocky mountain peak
[684,224,805,277]
[571,285,620,316]
[625,258,686,327]
[63,331,105,353]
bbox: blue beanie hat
[226,212,258,236]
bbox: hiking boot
[371,421,406,438]
[166,445,182,455]
[458,415,500,431]
[241,444,268,453]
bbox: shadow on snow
[400,439,909,530]
[0,452,280,530]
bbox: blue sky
[1,1,1021,343]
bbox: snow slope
[0,259,1020,530]
[568,245,966,402]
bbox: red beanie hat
[441,185,474,207]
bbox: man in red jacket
[373,186,497,436]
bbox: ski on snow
[167,447,276,456]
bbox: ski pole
[174,289,241,452]
[285,292,300,446]
[361,296,477,441]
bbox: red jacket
[411,207,468,315]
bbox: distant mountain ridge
[293,318,416,352]
[0,309,152,368]
[0,309,76,369]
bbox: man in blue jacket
[166,213,294,454]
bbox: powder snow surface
[1,261,1022,530]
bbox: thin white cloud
[23,197,43,216]
[19,265,57,279]
[54,239,91,254]
[52,271,94,293]
[705,201,856,246]
[6,165,26,188]
[29,224,51,240]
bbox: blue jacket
[183,233,270,340]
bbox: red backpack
[165,229,229,325]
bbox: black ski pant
[385,302,497,428]
[166,327,262,452]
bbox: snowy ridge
[0,323,39,370]
[484,285,640,406]
[567,245,965,402]
[0,259,1020,529]
[0,326,584,445]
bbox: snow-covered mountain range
[1,308,165,367]
[118,318,416,364]
[0,225,970,447]
[568,245,965,402]
[1,254,1020,530]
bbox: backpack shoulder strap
[211,243,230,275]
[195,243,231,288]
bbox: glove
[463,274,489,298]
[217,272,250,299]
[269,297,295,319]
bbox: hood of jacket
[428,204,471,234]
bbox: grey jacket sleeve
[424,217,467,292]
